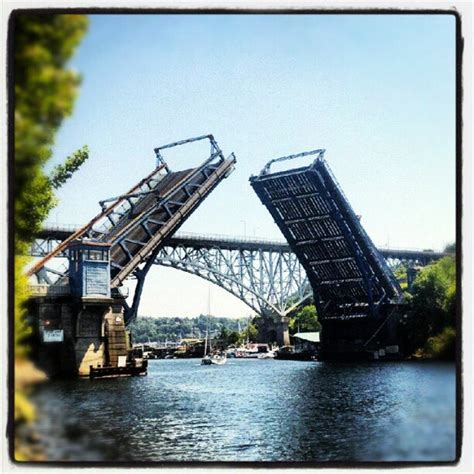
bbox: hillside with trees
[129,315,251,343]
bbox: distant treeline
[129,314,250,343]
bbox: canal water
[32,359,456,463]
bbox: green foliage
[401,256,456,358]
[227,330,242,346]
[416,326,456,360]
[14,13,89,251]
[412,257,456,331]
[246,321,259,343]
[13,13,89,459]
[288,304,320,333]
[129,315,249,343]
[49,145,89,189]
[216,327,244,347]
[14,256,32,358]
[392,263,408,290]
[444,242,456,254]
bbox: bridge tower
[250,149,405,360]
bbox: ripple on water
[32,359,456,462]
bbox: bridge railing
[169,231,290,247]
[39,223,445,255]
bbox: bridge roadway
[34,224,446,264]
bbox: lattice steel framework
[31,229,446,266]
[30,228,446,324]
[250,149,404,322]
[29,135,236,289]
[155,242,311,318]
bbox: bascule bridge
[28,135,236,376]
[32,228,444,353]
[250,149,413,360]
[28,138,446,373]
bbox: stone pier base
[30,297,129,377]
[257,314,290,347]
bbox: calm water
[32,359,457,463]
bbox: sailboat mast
[207,285,211,353]
[203,285,211,357]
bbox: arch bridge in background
[31,226,447,325]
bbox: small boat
[201,352,227,365]
[200,286,227,366]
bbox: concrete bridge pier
[30,294,130,377]
[274,315,290,347]
[257,313,290,347]
[74,302,129,376]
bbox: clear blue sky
[47,14,456,318]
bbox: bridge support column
[256,314,290,347]
[30,296,130,377]
[274,316,290,347]
[75,302,129,376]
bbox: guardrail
[40,223,445,254]
[170,231,289,247]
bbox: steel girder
[29,135,236,286]
[154,243,312,320]
[31,229,447,264]
[250,149,404,322]
[30,234,444,304]
[29,231,446,325]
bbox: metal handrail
[259,148,326,176]
[39,223,445,255]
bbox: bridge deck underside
[103,169,192,245]
[251,159,402,321]
[104,157,234,286]
[104,168,193,274]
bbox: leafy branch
[49,145,89,189]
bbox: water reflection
[32,360,456,462]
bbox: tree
[401,256,456,357]
[14,13,89,252]
[392,263,409,291]
[13,13,89,460]
[219,326,229,341]
[247,320,259,342]
[412,257,455,332]
[49,146,89,190]
[444,242,456,255]
[289,305,320,333]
